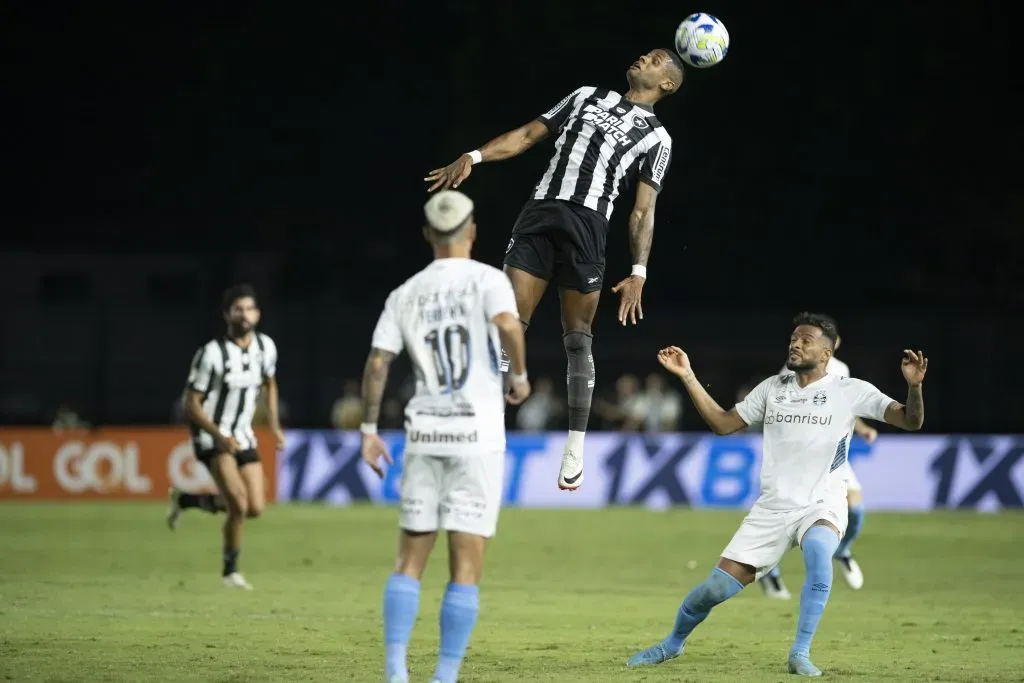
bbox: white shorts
[721,500,848,580]
[838,461,862,492]
[399,451,505,538]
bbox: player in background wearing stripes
[166,284,285,590]
[426,49,684,491]
[628,313,927,677]
[360,191,530,683]
[761,323,878,599]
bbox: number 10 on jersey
[424,324,470,393]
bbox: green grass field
[1,504,1022,682]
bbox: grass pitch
[1,504,1022,682]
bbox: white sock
[566,430,585,454]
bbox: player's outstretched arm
[657,346,748,435]
[425,120,550,192]
[882,349,927,431]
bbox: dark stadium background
[2,1,1019,432]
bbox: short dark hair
[792,311,838,348]
[221,283,258,313]
[662,48,686,90]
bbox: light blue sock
[383,573,420,681]
[665,567,745,652]
[767,566,782,579]
[792,526,840,657]
[433,582,480,683]
[835,504,865,558]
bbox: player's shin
[383,573,421,682]
[666,568,744,651]
[563,330,595,450]
[222,508,244,577]
[434,583,480,683]
[792,526,840,659]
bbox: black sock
[223,548,240,577]
[563,330,595,431]
[180,493,221,513]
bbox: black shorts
[194,447,261,470]
[503,199,609,293]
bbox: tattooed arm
[883,350,928,431]
[883,384,925,432]
[359,347,397,478]
[361,348,397,428]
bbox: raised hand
[900,349,928,386]
[657,346,692,379]
[424,155,474,192]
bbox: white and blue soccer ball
[675,12,730,69]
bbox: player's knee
[448,531,486,585]
[801,525,840,564]
[224,491,247,517]
[562,329,593,354]
[449,551,484,586]
[245,501,263,519]
[699,568,745,607]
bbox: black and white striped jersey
[533,86,673,220]
[185,333,278,452]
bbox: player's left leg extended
[835,478,866,589]
[790,520,842,677]
[629,505,787,669]
[556,287,600,491]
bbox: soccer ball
[675,13,730,69]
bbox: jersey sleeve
[538,87,586,134]
[483,269,520,321]
[849,378,895,422]
[638,136,673,192]
[261,335,278,379]
[186,345,216,393]
[734,376,772,427]
[370,290,404,355]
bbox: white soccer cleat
[759,574,792,600]
[837,556,864,590]
[166,488,182,531]
[223,572,253,590]
[557,448,584,491]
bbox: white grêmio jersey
[735,373,894,510]
[370,258,519,457]
[779,356,850,380]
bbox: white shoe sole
[838,557,864,590]
[558,452,584,491]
